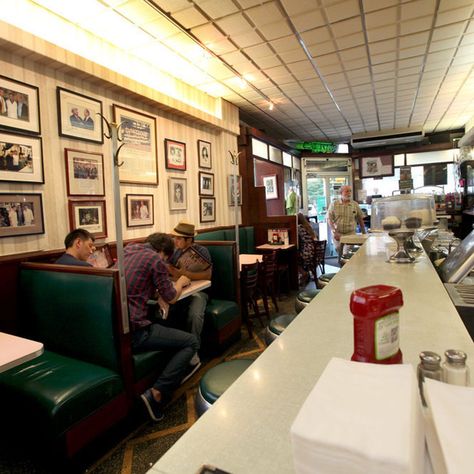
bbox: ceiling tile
[246,2,284,27]
[331,16,363,37]
[270,35,303,53]
[399,31,431,49]
[172,7,207,29]
[369,39,398,55]
[208,37,237,55]
[196,0,239,19]
[308,40,337,56]
[436,6,474,27]
[401,0,437,21]
[366,24,398,42]
[399,45,427,58]
[431,22,467,41]
[301,27,332,46]
[258,21,293,41]
[231,30,264,48]
[342,56,369,71]
[256,55,283,68]
[365,7,398,29]
[280,0,320,16]
[191,23,226,44]
[216,13,254,35]
[237,0,263,8]
[400,16,433,35]
[152,0,190,13]
[318,63,344,75]
[370,51,398,64]
[291,9,326,32]
[429,37,461,52]
[141,16,180,40]
[244,43,274,59]
[335,32,365,49]
[278,48,308,63]
[325,0,361,24]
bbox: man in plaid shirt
[327,185,366,260]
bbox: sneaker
[190,352,201,366]
[140,389,164,422]
[181,361,202,384]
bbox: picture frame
[57,87,103,143]
[199,171,214,196]
[126,194,154,227]
[68,199,107,239]
[228,175,242,206]
[113,105,158,185]
[0,131,44,184]
[200,197,216,223]
[198,140,211,169]
[0,193,44,238]
[65,148,104,196]
[0,76,41,134]
[263,175,278,200]
[359,155,394,179]
[168,177,187,211]
[165,139,186,171]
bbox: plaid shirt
[327,199,364,235]
[124,243,176,331]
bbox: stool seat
[295,289,320,313]
[199,359,253,405]
[317,272,337,289]
[264,313,297,345]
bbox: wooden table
[239,254,263,271]
[178,279,211,301]
[256,244,295,250]
[150,234,473,474]
[0,332,44,374]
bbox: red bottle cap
[350,284,403,319]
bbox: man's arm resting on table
[168,275,191,304]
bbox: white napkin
[290,357,425,474]
[424,379,474,474]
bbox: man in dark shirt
[55,228,95,266]
[124,233,199,422]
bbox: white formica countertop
[150,234,473,474]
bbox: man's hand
[333,231,341,241]
[176,275,191,288]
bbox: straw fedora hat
[170,221,196,238]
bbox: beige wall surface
[0,52,240,257]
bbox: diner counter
[150,234,474,474]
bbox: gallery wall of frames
[0,53,240,256]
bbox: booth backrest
[196,226,255,254]
[19,263,123,373]
[199,241,238,302]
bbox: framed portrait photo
[199,171,214,196]
[0,193,44,238]
[65,148,104,196]
[0,76,41,134]
[0,131,44,184]
[359,155,394,179]
[126,194,154,228]
[68,199,107,239]
[168,177,187,211]
[57,87,103,143]
[263,175,278,200]
[200,197,216,223]
[198,140,211,169]
[113,105,158,185]
[228,175,242,206]
[165,139,186,171]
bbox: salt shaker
[442,349,470,386]
[417,351,442,406]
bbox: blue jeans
[132,323,199,401]
[187,292,208,343]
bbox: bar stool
[295,288,320,314]
[264,313,297,345]
[340,245,360,266]
[317,272,337,289]
[195,359,254,417]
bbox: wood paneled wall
[0,40,240,257]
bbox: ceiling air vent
[351,128,425,149]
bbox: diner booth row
[0,221,297,460]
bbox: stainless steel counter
[150,234,474,474]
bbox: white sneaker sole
[140,393,164,422]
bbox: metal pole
[229,151,240,259]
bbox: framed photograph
[126,194,154,227]
[359,155,394,179]
[228,175,242,206]
[0,131,44,184]
[57,87,103,143]
[168,177,187,211]
[199,171,214,196]
[165,139,186,171]
[263,175,278,200]
[0,76,41,134]
[113,105,158,185]
[68,199,107,239]
[65,148,104,196]
[0,193,44,238]
[200,197,216,223]
[198,140,211,169]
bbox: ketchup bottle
[350,285,403,364]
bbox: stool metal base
[195,386,212,418]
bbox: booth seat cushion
[196,230,226,241]
[199,359,253,404]
[0,350,123,437]
[205,299,240,331]
[133,350,170,382]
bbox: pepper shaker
[417,351,442,406]
[442,349,469,386]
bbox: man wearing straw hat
[168,221,212,370]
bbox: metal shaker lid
[419,351,441,368]
[445,349,467,365]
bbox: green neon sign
[295,141,337,153]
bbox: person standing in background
[327,185,366,261]
[285,185,297,215]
